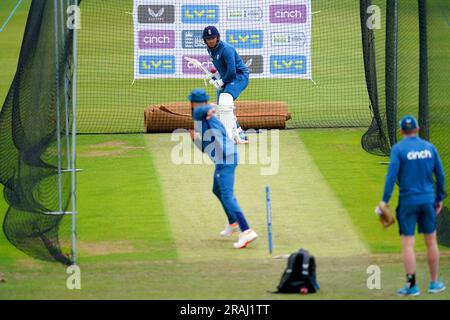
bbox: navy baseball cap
[399,115,419,131]
[202,26,220,39]
[188,88,210,103]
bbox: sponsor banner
[139,55,176,75]
[182,55,214,75]
[240,55,264,74]
[271,32,307,47]
[182,30,206,49]
[269,4,307,24]
[181,5,220,24]
[226,7,263,21]
[226,30,264,49]
[138,30,175,49]
[138,5,175,24]
[134,1,312,79]
[270,55,307,75]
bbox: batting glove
[209,79,224,89]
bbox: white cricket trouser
[217,93,236,140]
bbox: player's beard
[206,37,220,50]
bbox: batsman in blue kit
[379,115,446,296]
[188,88,258,249]
[202,26,249,144]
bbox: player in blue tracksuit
[381,115,446,296]
[188,88,258,249]
[203,26,249,144]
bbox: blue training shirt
[192,104,238,164]
[207,41,249,85]
[382,135,445,205]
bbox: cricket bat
[183,56,221,89]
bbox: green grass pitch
[0,0,449,299]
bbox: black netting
[418,0,429,141]
[437,207,450,247]
[428,0,450,244]
[360,0,390,156]
[360,0,449,244]
[385,0,398,146]
[0,0,74,264]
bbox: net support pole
[54,0,63,218]
[418,0,429,141]
[71,0,79,266]
[61,0,71,170]
[385,0,398,146]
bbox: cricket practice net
[75,0,373,134]
[1,0,449,264]
[0,0,75,264]
[360,0,450,244]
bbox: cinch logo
[182,30,206,49]
[240,55,264,74]
[226,7,263,21]
[138,5,175,24]
[270,55,307,74]
[269,5,307,24]
[271,32,307,47]
[181,5,219,24]
[139,56,175,75]
[182,55,214,75]
[138,30,175,49]
[226,30,263,49]
[407,150,432,160]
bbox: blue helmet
[202,26,220,40]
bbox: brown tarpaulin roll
[144,101,291,133]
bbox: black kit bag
[275,248,320,294]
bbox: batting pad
[144,101,291,133]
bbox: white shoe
[233,229,258,249]
[220,222,240,237]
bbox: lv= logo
[142,60,173,69]
[273,59,303,69]
[184,9,216,19]
[228,35,260,44]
